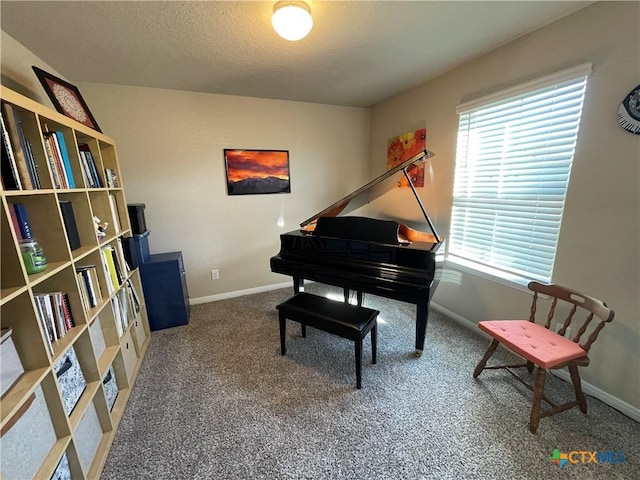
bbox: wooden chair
[473,281,614,433]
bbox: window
[448,63,591,286]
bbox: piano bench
[276,292,379,389]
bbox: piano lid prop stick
[403,167,441,242]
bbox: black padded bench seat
[276,292,379,389]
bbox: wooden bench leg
[301,324,306,338]
[279,312,286,355]
[355,338,362,389]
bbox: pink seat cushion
[479,320,587,369]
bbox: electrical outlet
[211,269,219,280]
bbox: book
[54,132,75,188]
[50,292,68,339]
[111,296,123,337]
[109,247,124,286]
[12,202,32,239]
[34,295,54,356]
[1,102,33,189]
[1,113,21,190]
[87,266,103,305]
[61,292,75,329]
[59,200,81,251]
[100,246,119,293]
[8,204,23,240]
[126,279,141,317]
[23,139,41,189]
[108,194,121,233]
[115,237,130,275]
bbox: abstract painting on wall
[386,128,426,187]
[224,149,291,195]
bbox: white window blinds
[448,64,591,285]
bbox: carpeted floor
[101,284,639,479]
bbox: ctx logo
[550,449,627,467]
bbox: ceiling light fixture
[272,0,313,41]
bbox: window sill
[444,256,533,294]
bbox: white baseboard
[431,302,640,423]
[189,282,292,305]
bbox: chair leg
[526,361,534,373]
[530,367,547,434]
[569,365,588,414]
[473,339,500,378]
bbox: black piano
[270,150,443,357]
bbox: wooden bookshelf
[0,86,151,479]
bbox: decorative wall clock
[617,84,640,135]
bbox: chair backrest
[527,281,615,352]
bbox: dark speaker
[127,203,147,235]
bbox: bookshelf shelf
[0,86,151,479]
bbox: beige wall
[0,31,65,106]
[370,2,640,411]
[76,83,371,300]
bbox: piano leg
[293,277,304,294]
[343,290,365,306]
[415,303,428,357]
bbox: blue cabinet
[139,251,190,331]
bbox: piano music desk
[276,293,379,389]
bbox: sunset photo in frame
[32,66,102,132]
[224,149,291,195]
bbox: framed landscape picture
[32,66,102,132]
[224,149,291,195]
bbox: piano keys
[270,150,443,357]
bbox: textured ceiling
[1,1,593,107]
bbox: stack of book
[78,143,102,188]
[125,279,141,318]
[1,103,41,190]
[99,243,129,294]
[112,290,129,337]
[105,168,119,188]
[34,292,75,355]
[43,130,75,189]
[76,265,103,313]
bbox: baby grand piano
[270,150,443,357]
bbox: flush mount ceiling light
[272,0,313,41]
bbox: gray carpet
[101,284,639,479]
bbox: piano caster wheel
[414,349,423,358]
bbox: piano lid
[300,149,442,242]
